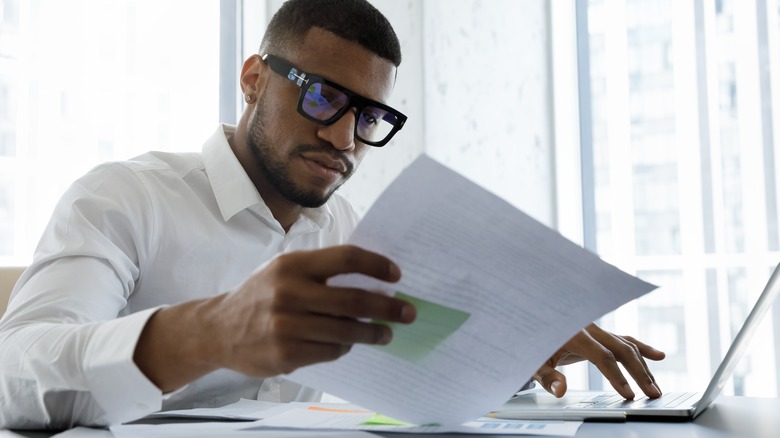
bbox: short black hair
[260,0,402,67]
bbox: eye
[361,107,394,128]
[320,89,341,104]
[361,111,380,125]
[316,84,348,107]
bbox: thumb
[533,364,568,398]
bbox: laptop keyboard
[574,392,697,409]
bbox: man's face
[247,27,397,208]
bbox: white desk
[383,396,780,438]
[576,395,780,438]
[6,396,779,437]
[378,396,780,438]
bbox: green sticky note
[373,292,470,362]
[362,413,413,426]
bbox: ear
[240,54,270,100]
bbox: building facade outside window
[578,0,780,396]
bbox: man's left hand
[533,323,666,400]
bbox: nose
[316,109,356,151]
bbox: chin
[292,188,337,208]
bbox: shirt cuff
[83,306,165,425]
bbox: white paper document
[145,398,284,421]
[111,421,376,438]
[249,403,582,435]
[129,400,580,436]
[287,155,657,426]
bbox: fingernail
[401,303,416,323]
[389,262,401,280]
[652,383,662,397]
[551,380,563,396]
[379,326,392,344]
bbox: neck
[259,191,303,233]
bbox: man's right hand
[133,245,416,392]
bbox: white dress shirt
[0,125,360,429]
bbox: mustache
[292,144,355,175]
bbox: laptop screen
[693,262,780,418]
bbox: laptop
[492,261,780,421]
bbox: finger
[590,351,636,400]
[585,327,661,398]
[552,330,589,366]
[282,284,416,324]
[533,363,568,398]
[300,287,417,324]
[268,341,351,375]
[623,335,666,361]
[617,336,664,398]
[570,328,636,400]
[280,245,402,283]
[276,313,394,346]
[615,340,662,399]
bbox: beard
[246,96,356,208]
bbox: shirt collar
[202,124,335,231]
[203,124,263,222]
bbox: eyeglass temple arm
[262,54,309,87]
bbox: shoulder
[73,151,204,193]
[53,152,205,229]
[118,151,204,179]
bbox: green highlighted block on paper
[373,292,470,362]
[362,413,413,426]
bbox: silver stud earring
[245,95,252,103]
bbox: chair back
[0,267,25,317]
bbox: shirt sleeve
[0,163,164,429]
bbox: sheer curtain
[0,0,223,265]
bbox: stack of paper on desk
[246,401,582,435]
[115,400,583,436]
[284,155,656,427]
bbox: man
[0,0,664,430]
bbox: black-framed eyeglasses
[262,53,407,147]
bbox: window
[572,0,780,396]
[0,0,225,265]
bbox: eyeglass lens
[302,82,399,144]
